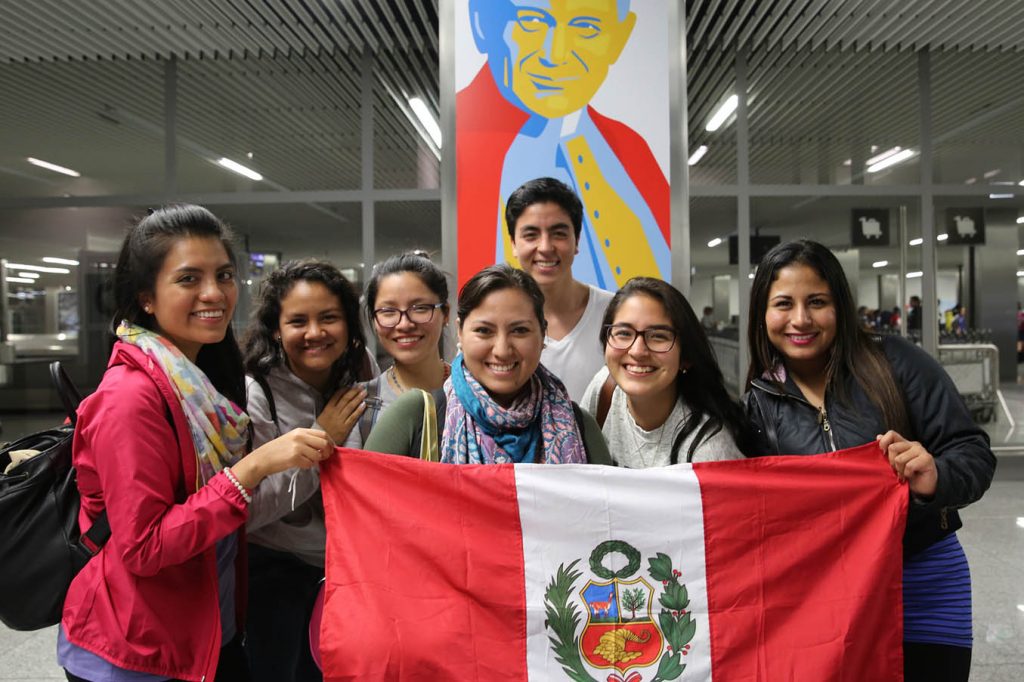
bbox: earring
[680,367,688,375]
[143,305,152,313]
[456,341,462,352]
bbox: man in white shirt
[507,178,615,402]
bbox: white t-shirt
[581,366,744,466]
[541,285,615,402]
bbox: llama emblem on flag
[545,540,695,681]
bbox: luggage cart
[937,344,1001,423]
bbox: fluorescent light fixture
[17,272,40,279]
[1018,604,1024,614]
[965,177,976,185]
[1018,271,1024,278]
[688,145,708,166]
[906,271,923,279]
[842,158,852,166]
[705,94,738,132]
[937,233,948,241]
[989,193,1013,199]
[983,169,1001,179]
[1017,249,1024,256]
[1018,517,1024,528]
[866,146,902,166]
[707,237,723,248]
[872,260,888,268]
[867,149,916,173]
[1019,179,1024,186]
[409,97,442,148]
[909,238,923,246]
[26,157,81,177]
[216,158,263,181]
[6,277,35,284]
[4,263,71,274]
[42,257,79,266]
[1018,217,1024,224]
[748,272,755,279]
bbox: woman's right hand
[230,428,334,489]
[317,386,367,443]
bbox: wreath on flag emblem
[544,541,695,682]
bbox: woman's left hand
[877,430,938,498]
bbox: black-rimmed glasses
[603,324,677,353]
[373,303,444,328]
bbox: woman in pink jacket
[59,205,334,682]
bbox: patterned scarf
[116,322,249,485]
[440,354,586,465]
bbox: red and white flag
[319,442,906,681]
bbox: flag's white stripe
[516,463,712,681]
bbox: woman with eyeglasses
[351,252,452,446]
[581,278,751,466]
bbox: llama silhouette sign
[945,207,985,245]
[851,209,890,246]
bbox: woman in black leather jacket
[743,240,995,682]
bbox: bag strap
[49,361,82,427]
[358,376,383,444]
[596,373,616,428]
[252,374,281,437]
[571,402,594,463]
[418,389,439,462]
[48,362,111,555]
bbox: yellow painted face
[505,0,636,119]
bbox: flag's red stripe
[319,450,527,681]
[694,442,906,681]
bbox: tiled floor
[3,395,1023,680]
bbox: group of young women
[61,204,994,682]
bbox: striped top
[903,532,973,647]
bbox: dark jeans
[65,633,249,682]
[904,642,972,682]
[245,543,324,682]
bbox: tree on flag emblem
[545,540,696,681]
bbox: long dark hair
[112,204,245,406]
[600,277,752,455]
[243,259,366,396]
[747,239,909,433]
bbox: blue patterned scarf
[440,354,586,465]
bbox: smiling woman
[364,264,611,466]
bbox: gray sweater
[580,366,743,467]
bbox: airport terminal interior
[1,1,1022,679]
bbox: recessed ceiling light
[17,272,40,279]
[26,157,81,177]
[42,257,79,266]
[937,233,948,241]
[983,169,1001,179]
[409,97,442,148]
[965,177,976,185]
[867,149,916,173]
[5,263,71,274]
[705,94,738,132]
[1018,217,1024,224]
[216,158,262,181]
[1018,249,1024,256]
[909,238,923,246]
[866,146,902,166]
[707,237,722,248]
[989,193,1014,199]
[872,260,888,268]
[688,145,708,166]
[906,271,923,279]
[6,277,35,284]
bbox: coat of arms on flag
[546,541,694,682]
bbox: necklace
[388,362,452,395]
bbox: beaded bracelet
[223,467,253,504]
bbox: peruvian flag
[318,442,906,681]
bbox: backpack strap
[358,376,383,444]
[572,401,594,463]
[252,374,281,437]
[596,373,616,428]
